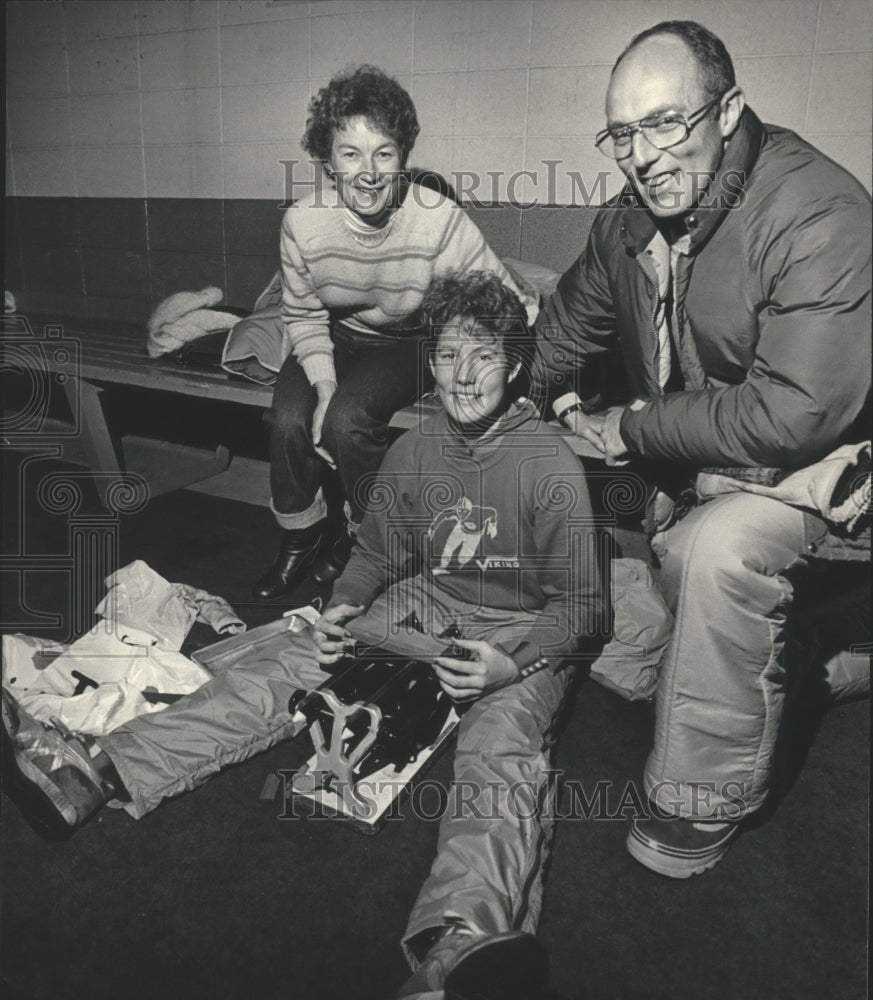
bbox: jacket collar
[619,106,766,256]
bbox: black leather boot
[252,522,326,600]
[310,521,356,586]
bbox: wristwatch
[555,401,587,426]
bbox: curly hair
[302,65,420,164]
[422,271,536,397]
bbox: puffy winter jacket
[535,107,871,472]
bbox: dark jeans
[265,325,431,528]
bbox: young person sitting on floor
[313,271,606,1000]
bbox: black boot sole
[444,932,551,1000]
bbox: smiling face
[429,321,520,428]
[328,115,403,224]
[606,35,733,217]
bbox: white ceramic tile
[221,83,312,142]
[805,132,872,192]
[414,0,529,72]
[64,0,139,45]
[315,1,415,13]
[12,148,78,196]
[311,6,415,77]
[71,93,143,147]
[452,136,526,202]
[412,73,467,136]
[460,69,528,136]
[67,36,140,95]
[527,65,613,137]
[7,97,73,150]
[142,88,222,145]
[523,136,625,205]
[222,141,305,199]
[136,0,220,34]
[734,55,812,133]
[219,1,310,26]
[816,0,873,52]
[664,0,819,56]
[139,28,221,90]
[144,143,224,197]
[74,145,146,197]
[413,1,473,73]
[5,0,66,47]
[807,51,873,131]
[530,0,667,67]
[415,68,527,138]
[408,134,455,180]
[219,18,310,86]
[5,43,69,98]
[467,0,532,70]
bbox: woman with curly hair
[224,65,537,600]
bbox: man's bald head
[613,20,736,103]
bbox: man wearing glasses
[536,20,870,877]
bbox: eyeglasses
[595,94,725,160]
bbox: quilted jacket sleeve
[620,188,872,468]
[533,208,621,400]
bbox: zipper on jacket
[634,251,664,395]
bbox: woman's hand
[433,639,519,701]
[313,602,363,664]
[312,380,337,468]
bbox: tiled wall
[5,0,872,205]
[4,0,871,322]
[3,194,596,320]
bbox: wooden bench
[3,313,599,508]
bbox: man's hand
[563,409,606,457]
[602,399,647,465]
[311,380,337,468]
[313,602,363,664]
[601,405,631,466]
[433,638,519,701]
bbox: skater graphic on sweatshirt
[428,497,498,575]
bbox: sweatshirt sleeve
[279,206,336,386]
[620,191,872,468]
[434,206,539,325]
[330,442,412,609]
[499,449,606,670]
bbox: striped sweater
[279,182,538,386]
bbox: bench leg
[65,376,122,506]
[63,376,237,507]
